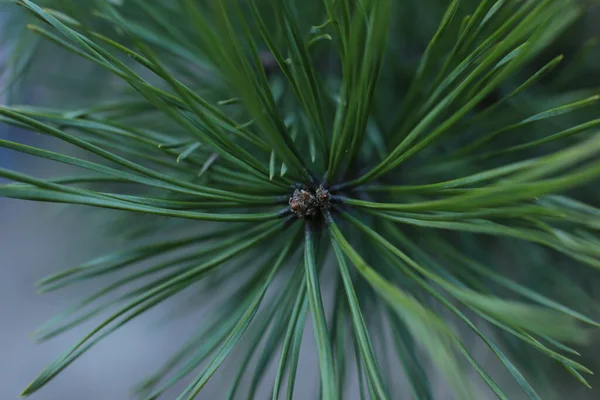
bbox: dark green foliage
[1,0,600,398]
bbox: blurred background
[0,90,194,399]
[1,1,600,399]
[0,7,216,399]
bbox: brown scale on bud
[289,185,331,219]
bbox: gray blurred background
[0,131,190,399]
[0,24,201,396]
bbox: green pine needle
[2,0,600,398]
